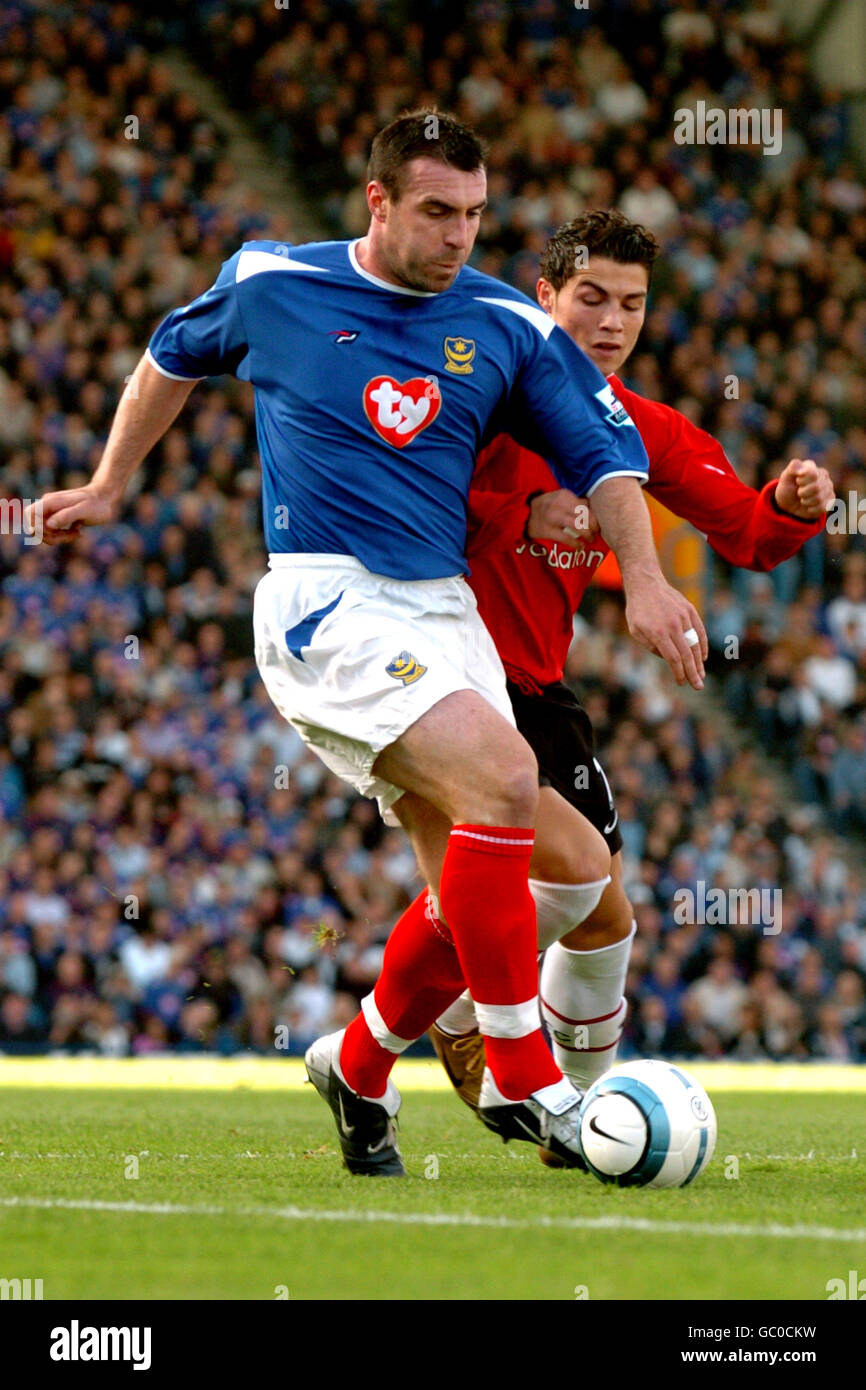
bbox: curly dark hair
[540,210,660,291]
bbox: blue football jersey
[147,239,649,580]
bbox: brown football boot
[537,1145,568,1167]
[428,1022,485,1111]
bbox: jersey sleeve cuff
[766,482,825,528]
[584,468,649,497]
[145,347,206,382]
[522,490,545,541]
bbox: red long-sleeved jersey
[467,375,825,690]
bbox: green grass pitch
[0,1058,863,1300]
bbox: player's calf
[379,694,576,1103]
[540,890,635,1091]
[429,874,613,1114]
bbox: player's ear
[367,180,389,221]
[536,278,555,315]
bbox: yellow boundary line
[0,1057,864,1092]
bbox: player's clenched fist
[528,489,599,547]
[24,484,116,546]
[774,458,835,520]
[625,576,708,691]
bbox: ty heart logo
[363,375,441,449]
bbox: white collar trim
[348,239,439,297]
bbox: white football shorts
[253,554,516,821]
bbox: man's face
[368,157,487,293]
[537,256,649,376]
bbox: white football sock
[529,876,611,951]
[540,922,635,1088]
[361,991,415,1052]
[435,989,478,1036]
[433,878,612,1034]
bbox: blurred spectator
[686,959,750,1047]
[0,992,47,1049]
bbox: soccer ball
[578,1060,717,1188]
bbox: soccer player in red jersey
[425,210,834,1140]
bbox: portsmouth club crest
[386,651,427,685]
[443,335,475,375]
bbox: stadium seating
[1,0,865,1060]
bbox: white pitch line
[0,1149,859,1162]
[1,1195,864,1243]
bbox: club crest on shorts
[386,651,427,685]
[443,335,475,374]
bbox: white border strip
[451,829,534,846]
[1,1196,864,1242]
[474,296,555,339]
[348,240,437,296]
[585,468,649,494]
[145,347,204,382]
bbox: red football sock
[339,889,466,1097]
[439,824,561,1100]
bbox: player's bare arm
[590,475,707,690]
[516,470,708,689]
[527,459,835,540]
[24,356,197,545]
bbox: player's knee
[495,754,539,825]
[544,841,610,887]
[454,749,538,826]
[531,823,610,887]
[559,881,632,951]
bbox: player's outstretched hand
[23,485,116,546]
[625,576,708,690]
[528,489,599,547]
[774,458,835,520]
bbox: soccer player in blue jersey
[30,110,706,1175]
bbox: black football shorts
[506,679,623,855]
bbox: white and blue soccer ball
[578,1060,717,1189]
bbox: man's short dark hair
[367,109,487,201]
[540,210,660,292]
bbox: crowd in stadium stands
[1,0,866,1061]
